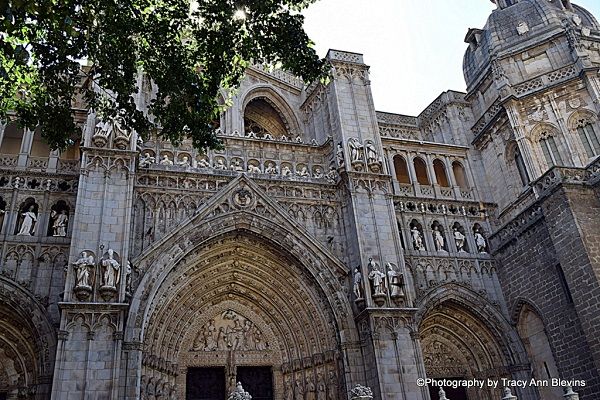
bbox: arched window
[413,157,429,185]
[0,122,23,154]
[433,159,449,187]
[514,148,530,186]
[393,155,410,184]
[452,161,468,189]
[244,97,289,139]
[575,120,600,158]
[30,129,50,157]
[539,132,563,168]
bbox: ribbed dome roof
[463,1,600,90]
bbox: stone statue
[365,142,378,164]
[284,377,294,400]
[281,165,292,177]
[298,166,309,177]
[139,152,155,167]
[314,167,324,179]
[247,164,261,173]
[230,159,244,172]
[73,251,95,289]
[386,263,403,297]
[178,156,191,167]
[439,387,449,400]
[367,258,386,295]
[433,226,445,251]
[502,387,517,400]
[294,379,304,400]
[51,209,68,237]
[353,267,363,299]
[214,159,227,170]
[101,249,120,288]
[316,373,326,400]
[197,158,210,168]
[474,229,487,253]
[159,154,173,166]
[265,162,278,175]
[327,372,338,400]
[348,138,364,163]
[411,226,425,251]
[227,382,251,400]
[326,167,338,184]
[336,143,344,167]
[306,376,316,400]
[453,227,466,252]
[17,206,37,236]
[125,261,132,293]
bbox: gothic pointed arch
[124,175,355,398]
[416,284,531,400]
[241,85,302,138]
[0,277,57,399]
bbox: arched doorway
[125,177,356,400]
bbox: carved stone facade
[1,1,600,399]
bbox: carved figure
[193,311,268,351]
[298,166,309,177]
[294,380,304,400]
[227,382,252,400]
[326,167,338,183]
[353,267,363,299]
[386,263,403,297]
[51,209,68,237]
[178,156,191,167]
[101,249,120,288]
[365,141,378,164]
[73,251,95,288]
[433,226,445,251]
[411,226,425,251]
[453,227,466,252]
[247,164,261,173]
[336,143,344,167]
[348,138,364,162]
[327,372,338,400]
[139,152,155,167]
[367,258,386,295]
[214,159,227,170]
[306,376,316,400]
[281,165,293,177]
[317,373,326,400]
[17,206,37,236]
[197,158,210,168]
[159,154,173,165]
[265,162,279,175]
[350,384,373,399]
[284,377,294,400]
[230,159,243,172]
[314,167,324,178]
[474,229,487,253]
[125,261,132,293]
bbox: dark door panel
[186,367,226,400]
[236,366,273,400]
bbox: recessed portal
[236,366,273,400]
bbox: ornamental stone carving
[350,384,373,400]
[227,382,252,400]
[191,310,269,351]
[92,110,131,149]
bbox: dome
[463,0,600,90]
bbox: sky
[302,0,600,116]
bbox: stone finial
[227,382,252,400]
[564,386,579,400]
[350,384,373,400]
[439,387,450,400]
[502,387,518,400]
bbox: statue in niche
[284,377,294,400]
[316,373,326,400]
[411,226,425,251]
[327,372,338,400]
[73,251,95,289]
[336,143,344,167]
[125,261,133,293]
[353,267,363,299]
[294,380,304,400]
[265,162,279,175]
[386,263,404,298]
[197,158,210,168]
[348,138,364,163]
[247,164,261,173]
[101,249,120,288]
[281,165,293,177]
[368,258,386,295]
[159,154,173,166]
[365,141,379,164]
[50,209,69,237]
[17,205,37,236]
[432,226,445,251]
[453,227,466,252]
[306,376,316,400]
[230,159,243,172]
[214,159,227,170]
[298,166,309,177]
[314,167,324,179]
[178,156,191,167]
[138,152,155,167]
[474,229,487,253]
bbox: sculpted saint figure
[51,209,69,237]
[474,229,487,253]
[214,159,227,170]
[197,158,210,168]
[432,226,445,251]
[368,258,386,295]
[386,263,403,297]
[411,226,425,251]
[281,165,293,177]
[17,206,37,236]
[298,166,309,177]
[353,267,363,299]
[365,141,378,164]
[101,249,120,288]
[336,143,344,167]
[453,228,466,252]
[348,138,364,162]
[138,152,155,167]
[159,154,173,166]
[74,251,95,288]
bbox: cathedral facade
[1,0,600,399]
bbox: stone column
[0,122,6,148]
[17,128,33,168]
